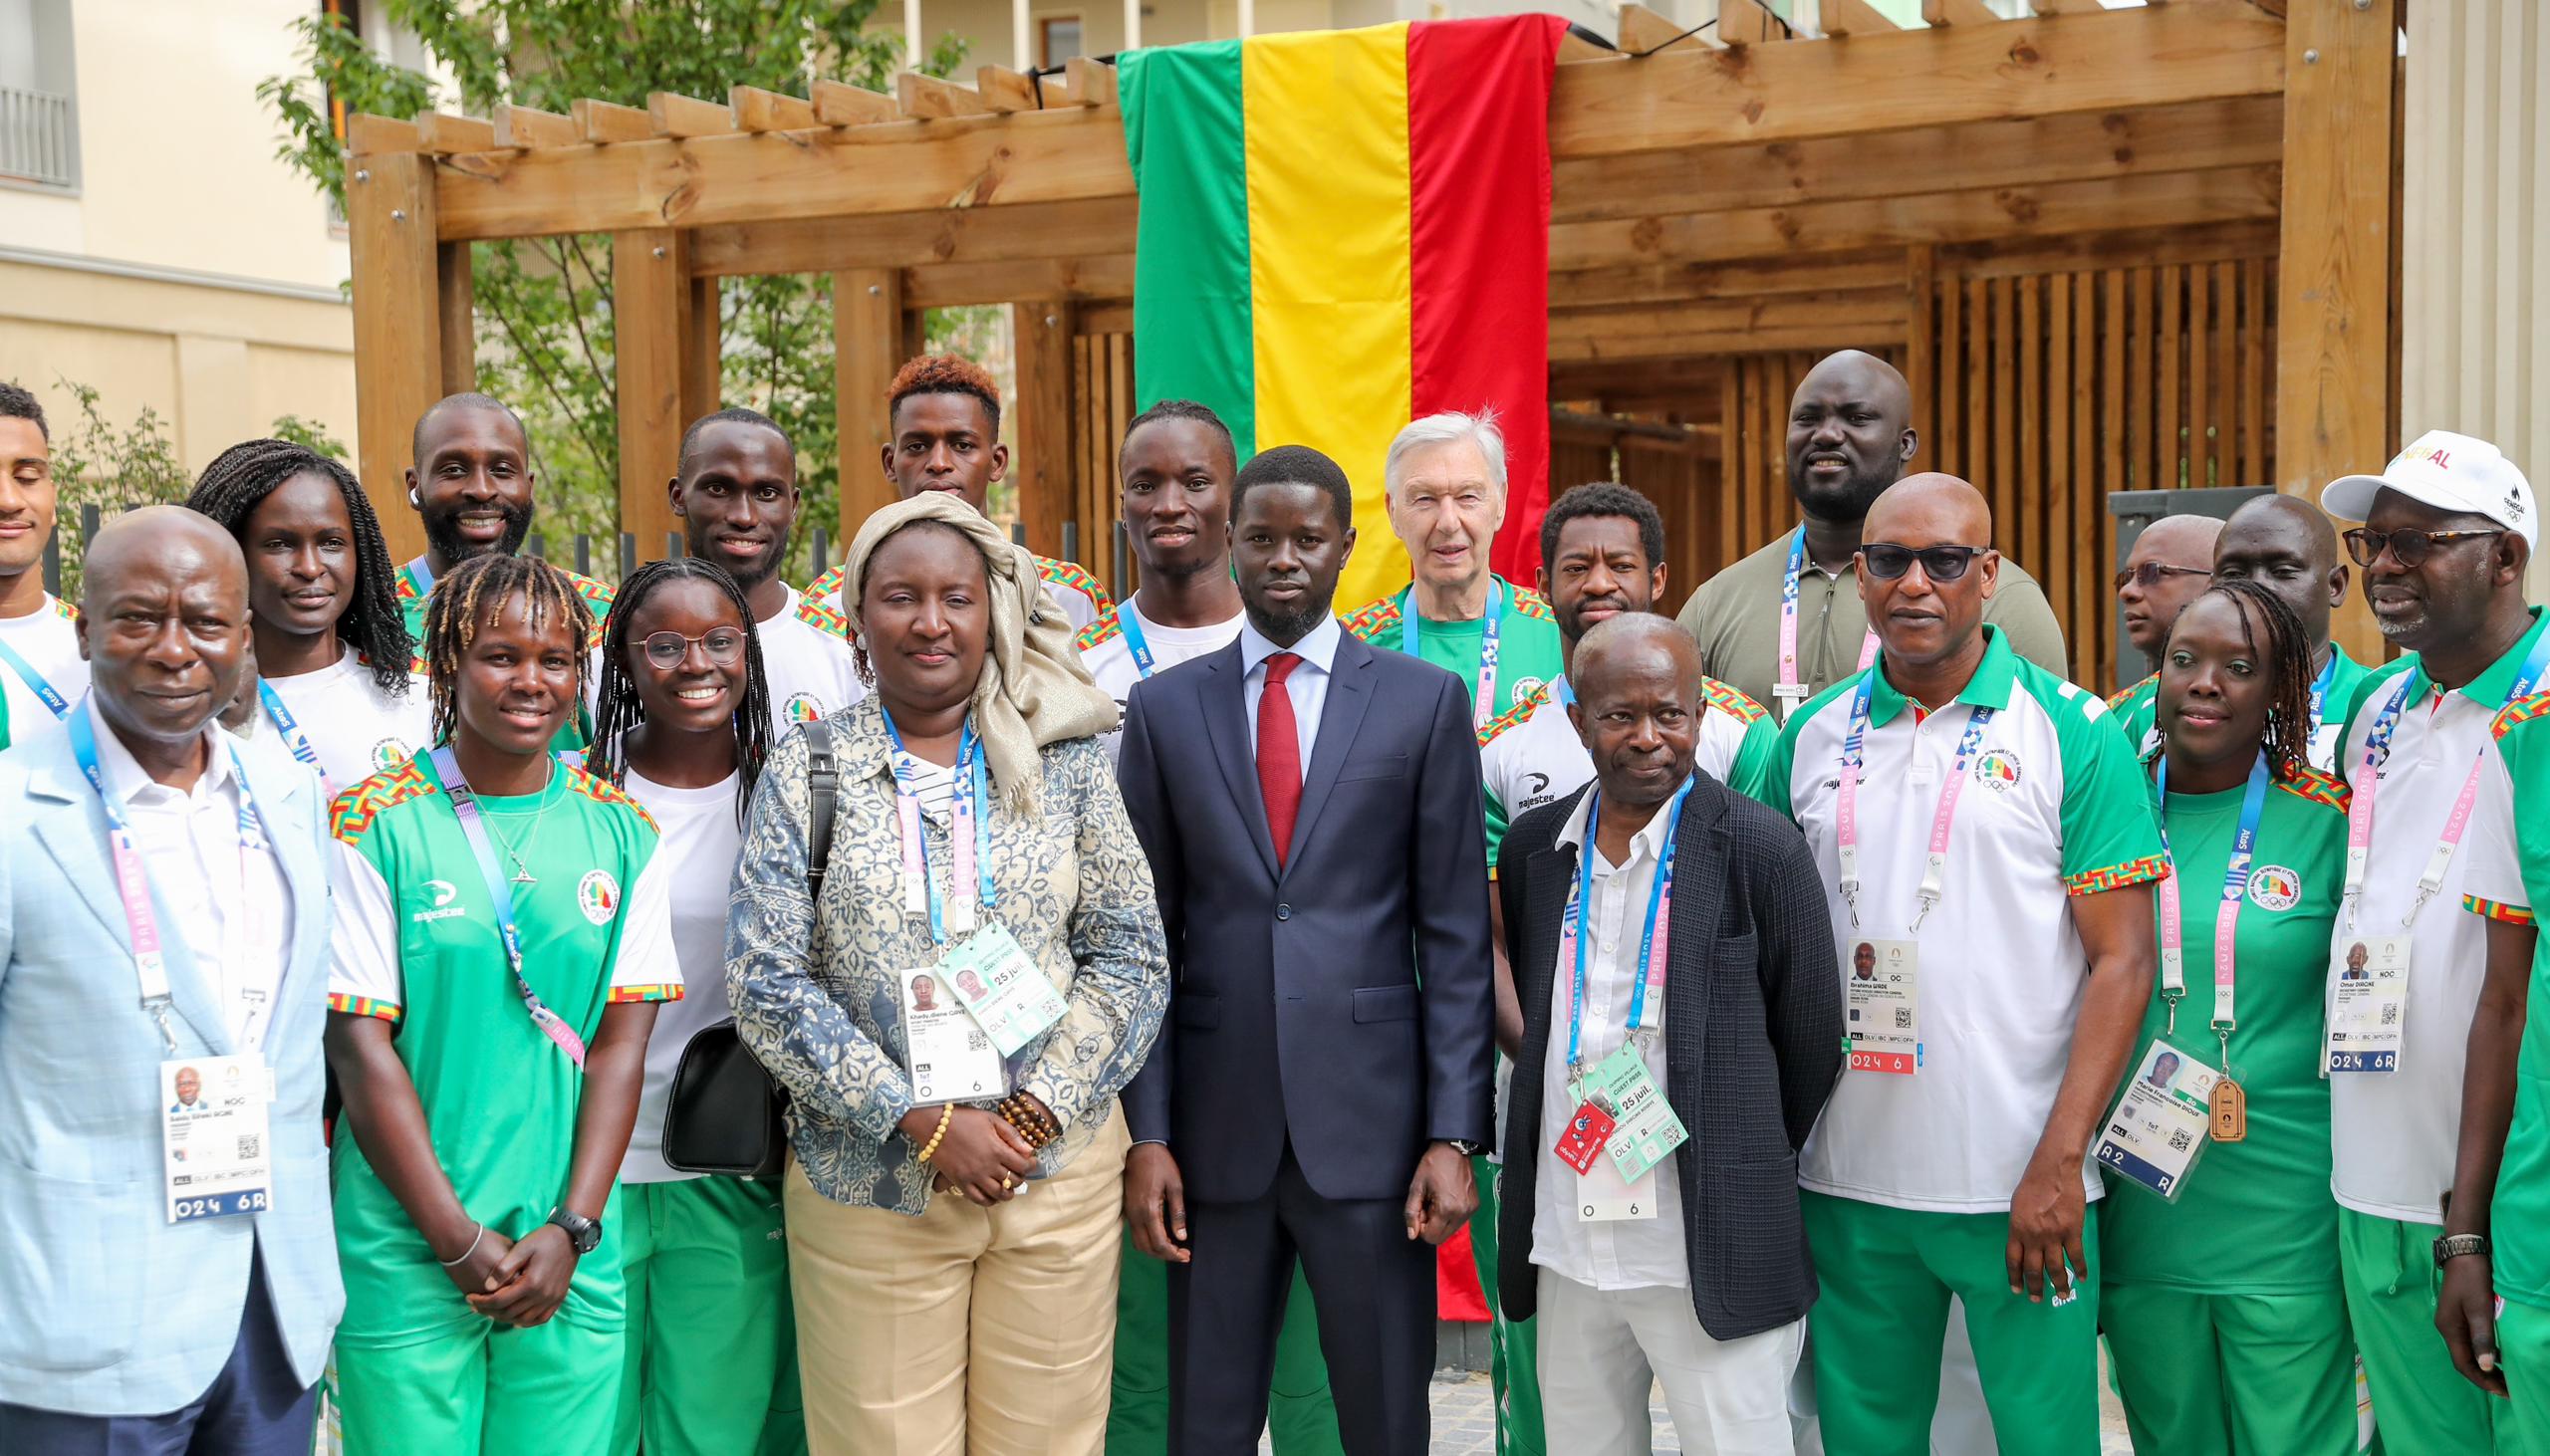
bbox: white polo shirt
[231,646,431,795]
[0,594,87,751]
[760,586,869,738]
[1078,594,1246,760]
[2327,608,2550,1224]
[1765,628,2167,1213]
[1482,675,1778,871]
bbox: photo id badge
[901,967,1005,1104]
[2093,1039,2218,1202]
[1843,938,1920,1075]
[940,923,1068,1057]
[2326,934,2411,1075]
[1574,1043,1687,1185]
[161,1054,273,1223]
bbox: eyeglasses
[2113,562,2212,592]
[2343,527,2505,569]
[1861,544,1989,583]
[639,628,746,669]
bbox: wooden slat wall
[1069,330,1139,598]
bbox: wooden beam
[1012,302,1075,558]
[1548,290,1910,364]
[1557,29,1617,64]
[1820,0,1901,38]
[613,230,694,562]
[898,73,992,120]
[1551,251,1904,311]
[1921,0,2002,24]
[1717,0,1792,46]
[347,151,441,563]
[1076,302,1132,336]
[834,269,905,538]
[690,197,1135,276]
[903,253,1139,309]
[648,92,734,138]
[729,85,817,132]
[1065,57,1117,108]
[491,105,577,149]
[411,111,495,154]
[436,241,475,396]
[975,66,1042,113]
[811,80,899,126]
[573,98,653,143]
[346,114,423,155]
[1938,218,2280,278]
[1616,3,1706,54]
[2275,0,2398,660]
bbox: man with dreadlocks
[325,552,677,1456]
[0,379,87,751]
[803,354,1116,636]
[667,406,863,739]
[186,438,427,792]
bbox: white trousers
[1535,1267,1804,1456]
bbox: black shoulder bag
[661,720,840,1179]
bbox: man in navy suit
[1117,443,1496,1454]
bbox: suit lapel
[1201,644,1281,879]
[1284,632,1376,874]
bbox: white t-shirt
[620,768,747,1184]
[0,594,88,752]
[234,645,432,796]
[761,586,869,740]
[1078,594,1246,758]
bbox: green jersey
[395,556,615,753]
[326,753,679,1344]
[2112,645,2370,775]
[2455,693,2550,1308]
[2100,764,2351,1294]
[1343,575,1566,723]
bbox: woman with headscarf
[726,493,1168,1455]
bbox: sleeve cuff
[607,983,684,1004]
[2464,894,2538,925]
[2064,853,2171,896]
[327,993,403,1023]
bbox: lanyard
[1563,778,1691,1070]
[1836,671,1995,932]
[257,681,332,799]
[2306,652,2338,738]
[1403,579,1503,732]
[402,555,436,598]
[0,634,72,721]
[70,707,273,1055]
[1120,606,1158,679]
[2154,754,2270,1047]
[429,746,587,1070]
[1777,526,1881,715]
[881,713,998,945]
[1555,676,1575,708]
[2343,627,2550,928]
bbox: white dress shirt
[1238,613,1342,780]
[1531,788,1688,1292]
[85,696,291,1051]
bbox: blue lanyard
[1402,578,1503,726]
[1564,777,1691,1069]
[881,712,997,945]
[2306,651,2337,736]
[428,746,587,1068]
[1554,676,1574,707]
[2361,626,2550,772]
[257,681,331,796]
[402,555,436,598]
[1120,607,1157,679]
[0,635,72,720]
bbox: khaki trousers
[786,1116,1130,1456]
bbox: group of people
[3,343,2549,1456]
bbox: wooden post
[834,268,906,538]
[436,242,476,397]
[682,275,721,432]
[2276,0,2401,660]
[348,151,443,565]
[614,229,692,566]
[1905,244,1935,465]
[1013,301,1076,559]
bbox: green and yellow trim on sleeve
[2465,895,2537,925]
[793,584,851,637]
[565,571,616,647]
[2274,763,2350,813]
[2495,691,2550,741]
[1702,676,1770,725]
[607,984,685,1004]
[328,993,403,1023]
[803,564,852,638]
[2107,673,2157,712]
[329,759,439,844]
[1510,585,1556,622]
[1478,681,1550,747]
[1036,555,1117,617]
[2064,853,2172,896]
[1342,594,1403,642]
[565,764,660,834]
[49,597,76,620]
[1076,612,1125,653]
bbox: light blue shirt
[1239,613,1342,781]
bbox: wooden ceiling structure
[343,0,2399,663]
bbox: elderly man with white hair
[1346,411,1568,730]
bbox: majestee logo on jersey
[578,868,621,925]
[412,878,465,923]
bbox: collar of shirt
[1865,624,2019,729]
[84,693,237,812]
[1552,779,1679,874]
[2406,606,2548,710]
[1239,612,1343,680]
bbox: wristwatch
[548,1207,603,1256]
[2433,1232,2490,1268]
[1445,1139,1486,1157]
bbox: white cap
[2321,429,2537,548]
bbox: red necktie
[1258,652,1304,868]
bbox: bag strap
[805,718,840,894]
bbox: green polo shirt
[1343,574,1567,721]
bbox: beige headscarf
[839,493,1119,812]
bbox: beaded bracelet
[997,1092,1061,1150]
[915,1103,954,1162]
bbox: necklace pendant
[511,865,537,886]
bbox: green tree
[260,1,969,581]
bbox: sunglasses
[639,627,746,669]
[2343,527,2505,570]
[2113,561,2212,592]
[1861,544,1990,583]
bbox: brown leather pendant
[2209,1076,2248,1144]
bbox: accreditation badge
[939,922,1069,1056]
[1573,1042,1687,1185]
[1842,938,1919,1075]
[2326,933,2411,1074]
[2094,1039,2218,1202]
[900,967,1006,1104]
[161,1054,274,1223]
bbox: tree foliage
[259,1,971,580]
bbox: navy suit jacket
[1116,628,1495,1205]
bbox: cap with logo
[2321,429,2537,548]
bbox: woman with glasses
[2097,579,2357,1454]
[586,559,805,1456]
[728,492,1168,1454]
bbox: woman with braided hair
[325,551,678,1456]
[2099,576,2359,1454]
[184,437,426,791]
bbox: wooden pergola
[344,0,2400,687]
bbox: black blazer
[1117,629,1496,1204]
[1496,775,1843,1340]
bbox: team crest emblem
[1510,676,1545,708]
[784,693,824,724]
[2248,865,2303,912]
[1973,750,2023,791]
[578,869,621,925]
[373,738,412,771]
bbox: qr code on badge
[2168,1128,2193,1152]
[2381,1005,2400,1027]
[1894,1008,1912,1029]
[236,1133,262,1159]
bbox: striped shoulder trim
[1342,596,1402,641]
[1509,586,1556,622]
[2466,895,2538,926]
[2494,690,2550,742]
[1702,676,1770,725]
[1036,556,1117,613]
[566,572,616,647]
[1479,683,1553,747]
[393,572,421,602]
[565,764,660,834]
[793,588,851,638]
[2274,764,2350,812]
[1077,613,1125,652]
[608,983,685,1004]
[2064,853,2171,896]
[327,993,403,1024]
[2107,674,2157,711]
[802,566,853,640]
[49,597,76,620]
[330,760,438,843]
